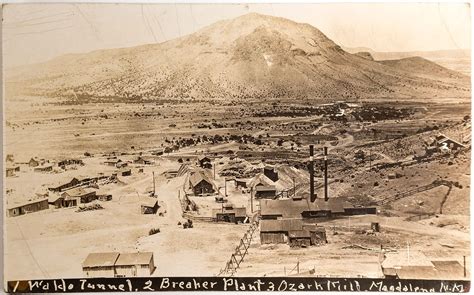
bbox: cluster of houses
[6,175,116,217]
[5,156,86,177]
[416,133,467,160]
[82,252,155,277]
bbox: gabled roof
[82,252,119,268]
[197,155,210,161]
[247,173,274,188]
[115,252,153,266]
[189,170,214,187]
[48,194,64,203]
[62,187,96,198]
[140,197,158,208]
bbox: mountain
[6,13,471,101]
[342,46,471,76]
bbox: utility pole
[250,187,254,213]
[324,146,328,202]
[152,171,155,196]
[214,162,216,180]
[292,177,295,197]
[464,255,466,277]
[225,179,227,197]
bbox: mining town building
[7,198,49,217]
[6,166,19,177]
[58,159,84,168]
[48,177,81,192]
[82,252,155,278]
[259,197,376,220]
[197,156,212,169]
[212,204,247,223]
[255,185,277,199]
[82,252,120,278]
[260,219,327,246]
[189,171,215,196]
[381,251,468,280]
[134,156,154,165]
[163,169,178,179]
[263,166,279,182]
[234,178,249,189]
[121,169,132,177]
[28,158,40,167]
[114,252,155,277]
[61,187,97,204]
[140,197,159,214]
[34,165,53,173]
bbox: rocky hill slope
[6,13,471,101]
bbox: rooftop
[62,187,96,198]
[140,197,158,208]
[115,252,153,266]
[82,252,119,268]
[260,198,353,218]
[189,170,214,187]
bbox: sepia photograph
[2,2,471,292]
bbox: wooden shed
[114,252,155,277]
[6,167,16,177]
[7,198,49,217]
[28,158,40,167]
[140,197,159,214]
[62,187,97,204]
[212,206,247,223]
[255,185,277,199]
[82,252,119,278]
[34,165,53,173]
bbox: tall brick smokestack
[324,146,328,202]
[309,145,315,202]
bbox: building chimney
[324,146,328,201]
[309,145,315,202]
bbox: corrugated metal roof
[115,252,153,266]
[82,252,119,268]
[260,198,352,218]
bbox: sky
[2,2,471,68]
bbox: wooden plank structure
[217,219,260,277]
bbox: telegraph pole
[152,171,156,196]
[250,187,254,213]
[324,146,328,202]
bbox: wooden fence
[378,179,453,205]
